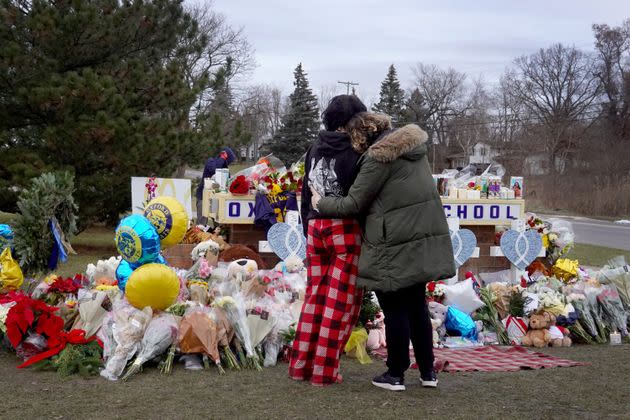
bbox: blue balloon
[116,254,168,291]
[116,259,139,291]
[445,306,478,341]
[115,215,161,265]
[0,224,13,252]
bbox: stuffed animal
[191,240,220,265]
[430,318,442,348]
[548,314,572,347]
[227,259,258,285]
[219,244,266,269]
[366,311,386,350]
[228,259,265,297]
[428,301,448,343]
[274,255,304,274]
[521,311,554,348]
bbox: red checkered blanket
[371,346,587,372]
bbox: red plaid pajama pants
[288,218,363,386]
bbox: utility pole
[338,80,359,95]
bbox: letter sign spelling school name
[442,202,523,225]
[224,200,256,221]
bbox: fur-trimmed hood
[346,112,428,162]
[368,124,429,163]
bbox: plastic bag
[445,306,478,341]
[0,247,23,291]
[344,327,372,364]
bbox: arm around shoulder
[317,157,388,217]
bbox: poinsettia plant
[0,292,63,348]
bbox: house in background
[469,142,498,165]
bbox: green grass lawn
[565,243,630,267]
[56,227,117,278]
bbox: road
[541,215,630,250]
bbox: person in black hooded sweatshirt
[289,95,367,386]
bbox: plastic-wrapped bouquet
[177,306,223,373]
[100,300,153,381]
[597,286,629,337]
[122,313,179,381]
[213,295,261,370]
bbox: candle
[610,331,622,345]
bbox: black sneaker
[421,371,438,388]
[372,372,406,391]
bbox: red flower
[229,175,250,195]
[427,282,436,293]
[49,277,81,294]
[2,292,62,348]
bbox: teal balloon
[0,224,13,252]
[115,215,161,265]
[116,254,168,292]
[116,259,138,291]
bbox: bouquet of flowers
[597,286,629,336]
[100,301,153,381]
[474,287,510,345]
[255,170,303,196]
[122,313,179,381]
[213,295,261,370]
[32,274,83,306]
[426,281,447,303]
[177,306,223,373]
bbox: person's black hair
[322,95,367,131]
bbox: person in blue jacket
[196,147,237,223]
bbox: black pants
[375,283,434,378]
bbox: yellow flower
[542,234,550,249]
[95,284,118,292]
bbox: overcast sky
[206,0,630,104]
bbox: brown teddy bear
[521,311,554,348]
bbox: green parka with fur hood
[316,113,455,292]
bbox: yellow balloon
[125,263,180,310]
[144,196,188,248]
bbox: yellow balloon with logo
[144,196,188,248]
[125,263,180,310]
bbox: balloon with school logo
[115,215,161,265]
[144,196,188,248]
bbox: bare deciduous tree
[237,85,285,160]
[592,20,630,142]
[411,63,468,147]
[502,43,600,173]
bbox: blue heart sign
[500,229,543,271]
[450,229,477,268]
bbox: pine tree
[372,64,406,125]
[270,63,320,164]
[0,0,209,225]
[402,88,430,129]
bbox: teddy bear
[191,239,221,266]
[548,314,572,347]
[428,301,448,344]
[430,318,443,348]
[228,259,266,297]
[366,311,387,350]
[274,255,304,274]
[219,244,266,269]
[521,311,554,348]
